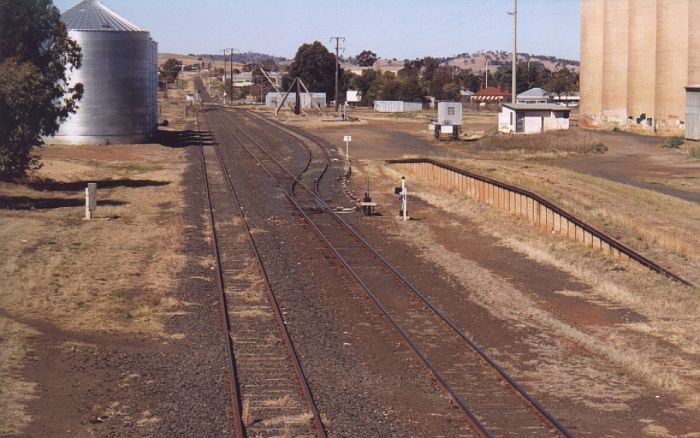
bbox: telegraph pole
[229,48,235,104]
[510,0,518,103]
[330,36,345,112]
[222,48,230,104]
[485,60,489,88]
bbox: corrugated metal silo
[51,0,158,144]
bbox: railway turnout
[202,105,574,438]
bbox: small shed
[374,101,423,112]
[499,103,571,134]
[437,102,462,125]
[685,86,700,140]
[265,92,326,109]
[346,90,361,104]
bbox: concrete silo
[581,0,700,134]
[51,0,158,144]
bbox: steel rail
[385,158,692,287]
[195,113,245,438]
[243,111,331,197]
[224,110,574,437]
[214,111,491,436]
[205,111,328,438]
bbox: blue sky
[54,0,580,60]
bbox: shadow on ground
[31,179,170,192]
[0,196,126,210]
[155,129,214,148]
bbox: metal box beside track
[437,102,462,126]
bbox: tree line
[268,42,579,106]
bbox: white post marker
[343,135,352,161]
[85,183,97,219]
[401,176,408,221]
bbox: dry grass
[0,317,38,435]
[355,160,700,413]
[472,128,607,155]
[232,308,270,319]
[260,413,313,426]
[0,115,189,433]
[431,158,700,285]
[241,398,253,427]
[0,143,186,333]
[261,395,292,407]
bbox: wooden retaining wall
[386,158,690,286]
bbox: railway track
[197,110,326,438]
[205,107,574,438]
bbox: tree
[286,41,340,98]
[441,82,461,101]
[546,67,579,98]
[356,50,378,67]
[0,0,82,180]
[456,69,482,92]
[160,58,182,84]
[350,69,380,105]
[399,77,424,102]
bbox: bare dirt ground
[0,86,231,436]
[342,160,700,436]
[266,109,700,435]
[550,131,700,204]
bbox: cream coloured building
[580,0,700,134]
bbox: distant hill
[445,51,579,73]
[196,52,286,64]
[346,51,579,74]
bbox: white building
[346,90,361,104]
[516,87,580,107]
[265,92,326,109]
[498,103,571,134]
[374,101,423,112]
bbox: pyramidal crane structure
[50,0,158,144]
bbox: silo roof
[61,0,145,32]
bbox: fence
[385,158,690,286]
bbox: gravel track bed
[205,108,474,437]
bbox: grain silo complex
[50,0,158,144]
[580,0,700,135]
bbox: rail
[385,158,691,286]
[222,109,572,437]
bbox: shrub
[690,145,700,159]
[663,136,684,148]
[472,129,606,155]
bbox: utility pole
[229,48,235,104]
[330,36,345,112]
[485,59,489,88]
[510,0,518,103]
[222,49,228,104]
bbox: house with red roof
[469,87,512,111]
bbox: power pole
[222,49,228,104]
[485,59,489,88]
[510,0,518,103]
[330,36,345,112]
[229,48,235,104]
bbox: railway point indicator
[343,135,351,161]
[85,183,96,219]
[394,176,408,221]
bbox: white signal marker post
[401,176,408,221]
[85,183,97,219]
[343,135,352,161]
[395,176,408,221]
